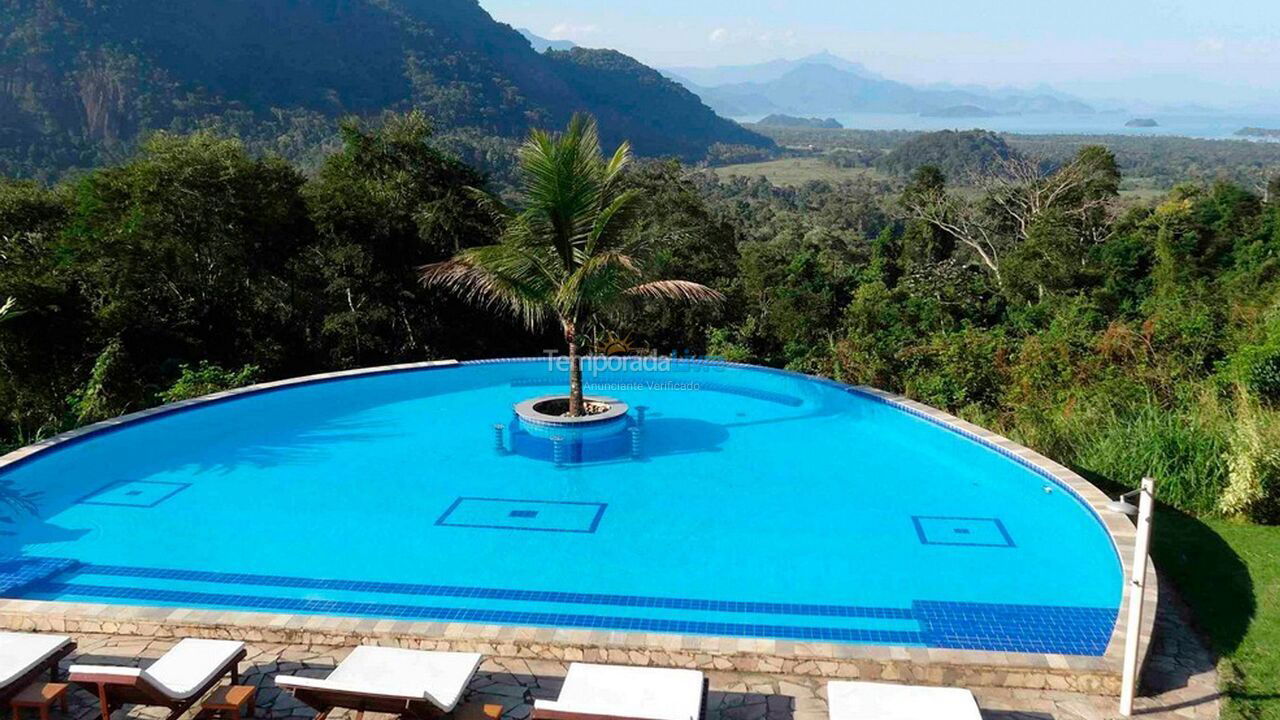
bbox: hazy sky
[480,0,1280,108]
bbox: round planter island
[511,395,635,463]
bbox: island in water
[1126,118,1159,128]
[756,114,844,129]
[1236,127,1280,139]
[921,104,998,118]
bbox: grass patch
[712,157,886,186]
[1152,507,1280,719]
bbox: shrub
[1220,391,1280,522]
[1246,349,1280,404]
[160,362,261,404]
[900,328,1009,412]
[1001,388,1230,515]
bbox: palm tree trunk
[565,320,584,417]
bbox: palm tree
[422,115,723,416]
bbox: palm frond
[463,186,514,224]
[420,246,555,330]
[585,189,642,256]
[626,280,726,304]
[561,251,643,315]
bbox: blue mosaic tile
[435,498,607,534]
[16,555,1117,655]
[0,556,78,595]
[914,600,1116,655]
[71,560,914,620]
[38,581,927,646]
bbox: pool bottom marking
[76,480,191,509]
[435,497,607,534]
[7,558,1116,655]
[912,516,1016,548]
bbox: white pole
[1119,477,1156,716]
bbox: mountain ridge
[0,0,769,177]
[663,51,885,87]
[666,53,1093,118]
[520,28,577,53]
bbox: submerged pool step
[0,556,79,595]
[35,580,926,646]
[69,562,915,621]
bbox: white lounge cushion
[827,681,982,720]
[0,632,73,689]
[275,647,482,712]
[534,664,704,720]
[70,638,243,700]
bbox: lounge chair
[533,663,707,720]
[70,638,246,720]
[826,680,982,720]
[275,646,483,720]
[0,632,76,704]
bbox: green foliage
[65,339,128,425]
[303,112,518,367]
[900,328,1009,411]
[1015,391,1230,515]
[1248,352,1280,404]
[1219,391,1280,523]
[749,124,1280,192]
[160,362,261,404]
[875,130,1015,177]
[0,115,545,447]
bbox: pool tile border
[0,357,1158,695]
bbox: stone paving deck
[37,575,1217,720]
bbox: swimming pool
[0,358,1122,655]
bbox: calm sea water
[0,360,1122,652]
[742,112,1280,141]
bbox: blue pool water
[0,359,1122,654]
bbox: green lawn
[1152,508,1280,720]
[712,157,886,186]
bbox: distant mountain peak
[794,51,885,81]
[662,51,883,89]
[518,28,577,53]
[668,51,1093,119]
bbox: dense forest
[2,113,1280,525]
[0,0,768,180]
[743,125,1280,191]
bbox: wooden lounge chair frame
[287,686,456,720]
[72,647,246,720]
[0,641,76,706]
[532,677,709,720]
